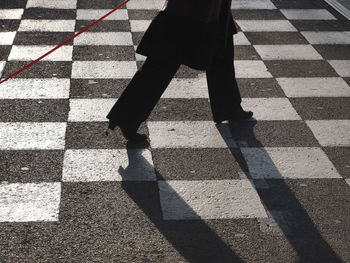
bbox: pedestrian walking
[105,0,253,142]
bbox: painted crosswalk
[0,0,350,261]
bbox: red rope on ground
[0,0,131,85]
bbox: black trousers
[106,35,242,125]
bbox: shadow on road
[118,144,244,263]
[117,118,343,262]
[216,119,343,263]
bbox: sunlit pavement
[0,0,350,262]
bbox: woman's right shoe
[105,119,148,142]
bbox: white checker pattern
[0,0,348,225]
[158,180,268,220]
[0,122,66,150]
[62,149,156,182]
[0,79,70,99]
[0,183,61,222]
[18,19,76,32]
[26,0,77,9]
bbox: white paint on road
[241,98,302,120]
[71,61,137,79]
[62,149,156,182]
[0,9,23,19]
[73,32,133,45]
[241,147,342,179]
[19,20,76,32]
[280,9,337,20]
[235,60,273,78]
[68,98,116,121]
[162,78,208,99]
[0,122,66,150]
[130,20,152,32]
[147,121,237,148]
[158,179,268,220]
[0,79,70,99]
[277,77,350,97]
[345,179,350,187]
[76,9,128,20]
[8,45,73,61]
[253,45,323,60]
[232,0,276,9]
[0,32,16,45]
[328,60,350,77]
[126,0,164,10]
[236,20,297,32]
[0,61,5,78]
[301,31,350,44]
[26,0,77,9]
[234,32,251,45]
[0,182,61,222]
[306,120,350,146]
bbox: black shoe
[214,110,253,123]
[105,119,148,142]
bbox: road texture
[0,0,350,262]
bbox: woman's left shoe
[105,119,148,142]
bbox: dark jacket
[135,0,237,70]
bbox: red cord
[0,0,131,85]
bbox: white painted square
[68,98,115,121]
[234,32,251,45]
[241,147,341,179]
[0,61,5,78]
[280,9,336,20]
[236,20,297,32]
[0,32,16,45]
[127,0,164,9]
[135,51,146,61]
[130,20,151,32]
[71,61,137,79]
[301,31,350,44]
[328,60,350,77]
[235,60,273,78]
[162,78,208,98]
[345,179,350,187]
[19,20,76,32]
[277,77,350,97]
[0,79,70,99]
[73,32,133,46]
[147,121,237,148]
[0,122,66,150]
[241,98,301,120]
[76,9,128,20]
[0,182,61,222]
[253,45,322,60]
[232,0,276,9]
[0,9,23,19]
[8,45,73,61]
[306,120,350,146]
[26,0,77,9]
[158,180,268,220]
[63,149,156,182]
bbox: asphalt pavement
[0,0,350,262]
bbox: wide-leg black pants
[106,35,242,125]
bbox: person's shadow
[216,119,343,263]
[116,119,343,263]
[118,145,244,263]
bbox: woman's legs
[205,35,244,122]
[106,56,181,128]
